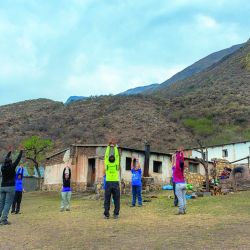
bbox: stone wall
[43,182,87,192]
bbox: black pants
[11,191,23,213]
[104,182,120,217]
[173,182,178,207]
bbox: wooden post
[143,143,150,177]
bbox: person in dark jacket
[11,165,24,214]
[0,145,23,225]
[60,167,72,212]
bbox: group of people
[0,143,187,225]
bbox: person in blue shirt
[11,165,24,214]
[131,158,142,207]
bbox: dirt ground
[1,190,250,250]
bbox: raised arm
[13,150,23,168]
[114,145,120,167]
[5,151,12,160]
[104,145,111,166]
[17,167,24,177]
[172,154,176,166]
[137,161,141,169]
[68,168,71,179]
[62,168,66,180]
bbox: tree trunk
[205,167,209,192]
[35,163,42,190]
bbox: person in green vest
[103,141,120,219]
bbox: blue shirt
[131,169,142,186]
[15,167,24,192]
[103,175,106,190]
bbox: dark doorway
[87,158,96,187]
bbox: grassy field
[1,191,250,250]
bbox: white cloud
[64,63,186,96]
[196,14,218,29]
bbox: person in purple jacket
[131,158,142,207]
[173,147,186,215]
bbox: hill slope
[119,83,159,95]
[152,39,250,145]
[157,43,244,89]
[0,96,192,155]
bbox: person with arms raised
[0,145,24,225]
[103,140,120,219]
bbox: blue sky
[0,0,249,105]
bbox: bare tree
[194,139,210,192]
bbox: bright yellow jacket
[105,145,120,182]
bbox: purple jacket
[173,151,185,183]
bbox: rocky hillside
[0,96,193,156]
[155,43,244,90]
[1,41,249,156]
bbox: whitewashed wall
[149,154,172,183]
[120,150,145,182]
[44,163,67,185]
[192,141,250,164]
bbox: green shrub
[183,118,214,135]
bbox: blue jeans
[0,186,15,222]
[132,185,142,206]
[61,191,72,210]
[175,183,187,213]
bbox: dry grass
[1,191,250,250]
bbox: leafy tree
[22,136,53,180]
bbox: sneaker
[113,214,119,219]
[175,211,184,215]
[0,220,11,225]
[138,204,143,207]
[66,208,70,211]
[104,216,110,219]
[11,211,15,214]
[130,204,135,207]
[15,211,21,214]
[60,208,64,212]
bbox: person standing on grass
[11,164,24,214]
[131,158,142,207]
[173,146,186,215]
[0,145,23,225]
[103,141,120,219]
[171,154,178,207]
[60,166,72,212]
